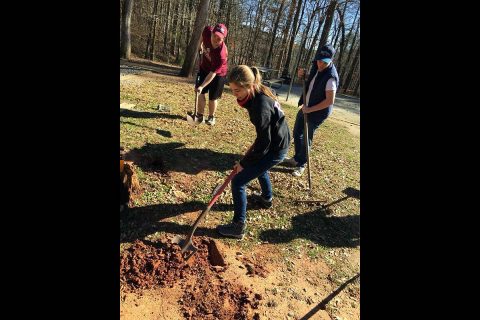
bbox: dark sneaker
[251,191,272,208]
[216,221,246,239]
[194,113,204,124]
[281,157,298,167]
[205,115,216,126]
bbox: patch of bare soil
[120,238,262,319]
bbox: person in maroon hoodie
[194,23,229,126]
[216,65,291,240]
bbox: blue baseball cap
[314,44,335,63]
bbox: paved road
[273,83,359,116]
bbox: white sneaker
[292,167,305,177]
[282,157,298,167]
[205,115,216,125]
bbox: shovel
[186,85,199,125]
[302,71,312,191]
[172,168,238,260]
[186,51,202,125]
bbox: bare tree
[342,43,359,92]
[144,0,159,60]
[333,1,347,48]
[120,0,134,59]
[169,1,180,56]
[334,1,347,74]
[303,9,326,67]
[282,0,304,77]
[340,7,359,82]
[180,0,210,77]
[317,0,337,49]
[163,0,172,61]
[275,0,297,73]
[264,0,287,68]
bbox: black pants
[198,69,226,100]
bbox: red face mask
[236,91,251,107]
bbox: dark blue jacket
[298,63,339,112]
[240,93,290,168]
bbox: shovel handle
[184,169,238,245]
[302,72,312,191]
[207,169,237,207]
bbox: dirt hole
[120,238,261,319]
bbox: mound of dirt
[120,238,261,319]
[120,161,142,206]
[120,240,189,290]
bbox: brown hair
[227,65,278,101]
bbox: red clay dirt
[120,238,261,319]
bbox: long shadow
[120,108,184,120]
[120,201,235,243]
[324,187,360,208]
[259,187,360,248]
[156,129,172,137]
[299,273,360,319]
[120,120,155,130]
[120,120,173,138]
[124,142,242,175]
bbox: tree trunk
[185,0,195,50]
[282,0,304,77]
[335,2,347,74]
[120,0,134,59]
[343,43,359,92]
[180,0,210,77]
[175,0,187,63]
[303,13,325,67]
[219,0,227,22]
[241,3,256,64]
[264,0,287,68]
[225,0,232,33]
[144,0,159,59]
[170,1,180,56]
[296,1,320,71]
[332,14,339,47]
[340,14,360,81]
[333,1,346,48]
[317,0,337,49]
[275,0,297,74]
[247,0,270,65]
[163,0,171,61]
[288,1,320,96]
[354,75,360,96]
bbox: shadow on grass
[120,108,184,120]
[124,142,242,174]
[120,201,235,243]
[299,273,360,319]
[259,187,360,248]
[120,120,173,138]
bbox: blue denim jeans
[232,149,288,224]
[293,107,331,167]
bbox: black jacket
[240,93,290,168]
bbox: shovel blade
[172,235,198,260]
[186,113,197,126]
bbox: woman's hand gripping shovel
[172,168,238,261]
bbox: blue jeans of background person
[293,106,332,168]
[232,149,288,224]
